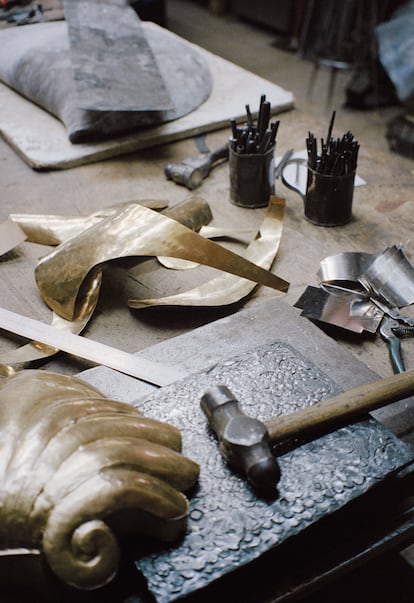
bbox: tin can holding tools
[228,94,279,208]
[229,144,275,208]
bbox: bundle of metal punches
[229,94,280,155]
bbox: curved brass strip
[9,199,169,246]
[0,272,102,374]
[129,196,286,308]
[157,225,254,270]
[35,202,289,321]
[1,197,211,371]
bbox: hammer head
[200,384,280,492]
[164,160,206,190]
[164,144,229,190]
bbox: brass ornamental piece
[35,203,289,321]
[0,370,199,590]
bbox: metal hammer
[201,385,281,492]
[201,369,414,491]
[164,144,229,190]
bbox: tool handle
[209,143,229,164]
[387,337,405,374]
[265,367,414,444]
[280,158,307,201]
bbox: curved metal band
[129,195,286,308]
[35,202,288,321]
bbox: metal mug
[229,145,275,208]
[281,158,355,226]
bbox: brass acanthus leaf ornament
[0,370,199,590]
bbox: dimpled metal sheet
[133,341,413,603]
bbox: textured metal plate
[63,0,172,111]
[133,341,413,603]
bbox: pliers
[380,317,414,373]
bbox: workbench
[1,101,414,602]
[1,108,414,381]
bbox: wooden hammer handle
[266,368,414,444]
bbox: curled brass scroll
[35,202,289,321]
[0,369,199,590]
[129,196,286,308]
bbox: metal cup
[229,145,275,208]
[281,158,355,226]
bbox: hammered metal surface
[134,342,413,603]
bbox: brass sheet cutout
[1,198,212,371]
[0,220,26,256]
[3,198,287,372]
[10,199,169,246]
[35,202,289,321]
[129,195,286,308]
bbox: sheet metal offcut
[300,245,414,333]
[35,203,288,321]
[129,195,286,309]
[294,285,383,334]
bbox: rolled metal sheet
[360,245,414,307]
[317,251,378,284]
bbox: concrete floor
[165,1,414,601]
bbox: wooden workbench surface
[1,103,414,600]
[1,107,413,381]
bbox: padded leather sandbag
[0,20,212,143]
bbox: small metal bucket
[229,145,275,208]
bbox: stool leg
[326,67,338,111]
[307,62,320,99]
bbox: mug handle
[279,157,308,201]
